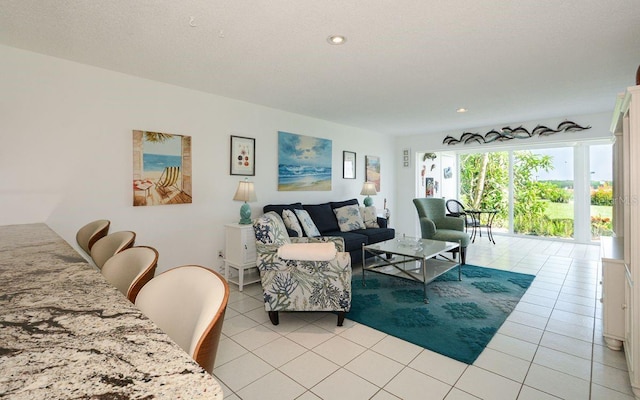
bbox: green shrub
[542,185,571,203]
[591,186,613,206]
[591,215,613,238]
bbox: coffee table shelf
[362,237,462,303]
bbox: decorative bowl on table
[396,236,423,251]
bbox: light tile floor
[213,235,635,400]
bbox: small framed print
[230,135,255,176]
[402,148,410,168]
[343,151,356,179]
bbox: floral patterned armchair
[253,212,351,326]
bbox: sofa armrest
[376,217,388,228]
[418,217,437,239]
[437,216,464,231]
[291,236,345,252]
[256,240,350,273]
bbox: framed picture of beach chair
[230,135,255,176]
[132,130,193,207]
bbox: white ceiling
[1,1,639,136]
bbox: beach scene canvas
[132,130,192,206]
[278,131,332,191]
[366,155,381,191]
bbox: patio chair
[445,199,477,233]
[413,198,470,264]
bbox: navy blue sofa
[263,198,395,265]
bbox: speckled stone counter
[0,224,223,399]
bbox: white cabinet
[601,236,626,350]
[610,85,640,399]
[626,268,635,377]
[224,223,259,291]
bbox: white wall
[393,112,614,238]
[0,45,394,273]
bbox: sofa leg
[460,247,466,265]
[337,311,345,326]
[268,311,279,325]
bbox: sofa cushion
[351,227,395,245]
[432,229,470,248]
[295,209,321,237]
[359,206,380,228]
[303,203,339,234]
[282,209,303,237]
[263,202,303,217]
[330,199,359,210]
[334,204,366,232]
[322,230,369,252]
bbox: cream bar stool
[101,246,158,303]
[90,231,136,269]
[135,265,229,374]
[76,219,110,256]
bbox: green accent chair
[413,198,470,264]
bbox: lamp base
[363,196,373,207]
[239,202,252,225]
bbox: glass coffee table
[362,236,462,303]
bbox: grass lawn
[544,201,612,220]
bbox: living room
[2,2,640,400]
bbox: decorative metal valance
[442,120,591,146]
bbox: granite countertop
[0,224,223,399]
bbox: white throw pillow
[294,209,321,237]
[334,204,366,232]
[360,206,380,228]
[282,209,303,237]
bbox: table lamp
[233,178,257,224]
[360,181,377,206]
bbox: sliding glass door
[513,148,574,238]
[589,144,613,239]
[456,143,610,242]
[459,152,509,232]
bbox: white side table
[224,223,259,291]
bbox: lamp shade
[233,179,256,224]
[360,182,377,196]
[360,181,377,207]
[233,180,257,202]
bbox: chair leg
[460,247,466,265]
[268,311,279,325]
[337,311,345,326]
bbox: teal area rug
[348,264,535,364]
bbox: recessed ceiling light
[456,108,468,113]
[327,35,346,45]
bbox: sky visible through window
[531,145,612,182]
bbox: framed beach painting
[132,130,192,207]
[365,155,381,191]
[343,151,356,179]
[278,131,332,191]
[230,135,255,176]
